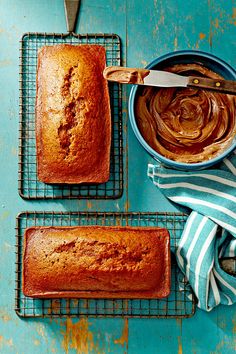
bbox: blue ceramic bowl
[128,50,236,170]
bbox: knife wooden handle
[187,76,236,95]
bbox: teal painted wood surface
[0,0,236,353]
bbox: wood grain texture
[0,0,235,353]
[188,76,236,94]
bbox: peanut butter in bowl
[135,63,236,163]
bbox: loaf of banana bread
[36,44,111,183]
[23,226,171,298]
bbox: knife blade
[103,66,236,95]
[143,69,188,87]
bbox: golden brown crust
[23,226,171,299]
[36,44,111,183]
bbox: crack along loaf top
[36,44,111,184]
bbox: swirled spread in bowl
[135,63,236,163]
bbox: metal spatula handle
[64,0,80,33]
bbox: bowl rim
[128,50,236,169]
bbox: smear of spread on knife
[135,63,236,163]
[103,66,150,84]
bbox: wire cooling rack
[15,212,196,318]
[19,33,123,199]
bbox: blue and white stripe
[148,152,236,311]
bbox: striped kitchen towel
[148,153,236,311]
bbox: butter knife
[103,66,236,95]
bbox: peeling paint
[125,200,130,211]
[177,336,183,354]
[233,317,236,333]
[213,18,219,28]
[208,2,235,45]
[176,319,183,353]
[141,60,148,66]
[191,339,198,354]
[114,318,128,347]
[8,103,16,120]
[0,59,12,67]
[185,15,193,21]
[0,335,13,348]
[217,314,226,330]
[3,242,12,253]
[0,309,11,322]
[11,147,17,156]
[86,201,92,209]
[199,32,206,39]
[212,335,236,352]
[7,338,13,347]
[0,210,10,221]
[232,8,236,25]
[159,15,165,25]
[153,24,159,36]
[215,338,226,352]
[50,338,56,353]
[61,318,101,354]
[176,318,182,332]
[174,37,178,49]
[36,323,48,342]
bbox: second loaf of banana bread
[23,226,171,299]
